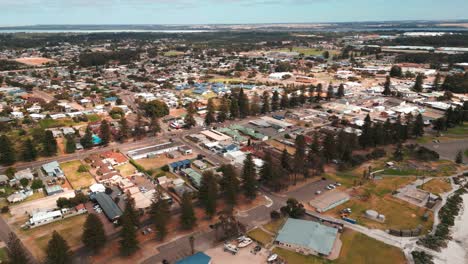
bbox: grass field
[247,228,273,246]
[335,229,406,264]
[273,229,405,264]
[115,163,137,177]
[328,193,433,233]
[21,214,87,260]
[382,160,458,177]
[419,178,452,195]
[0,247,8,262]
[61,160,95,189]
[273,47,340,57]
[263,218,286,233]
[164,50,184,56]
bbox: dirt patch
[14,57,56,66]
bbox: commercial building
[275,218,340,258]
[309,190,350,213]
[127,142,181,160]
[94,192,123,221]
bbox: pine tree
[261,91,270,114]
[433,73,441,90]
[133,113,145,139]
[326,83,334,100]
[150,116,161,135]
[413,113,424,137]
[382,76,392,96]
[199,170,218,218]
[308,85,316,102]
[315,83,323,101]
[280,91,289,109]
[217,97,229,122]
[455,150,464,164]
[359,114,374,148]
[337,84,345,98]
[393,144,404,161]
[261,152,282,191]
[220,164,240,206]
[150,198,171,240]
[100,120,111,146]
[65,135,76,154]
[271,90,280,111]
[119,117,130,141]
[281,148,291,172]
[80,126,93,149]
[299,87,306,105]
[229,96,240,119]
[413,74,424,92]
[7,232,29,264]
[180,192,197,230]
[323,133,336,162]
[123,195,140,227]
[238,88,250,118]
[0,135,15,165]
[389,65,402,78]
[293,135,306,184]
[119,212,139,256]
[185,103,197,128]
[22,138,37,161]
[45,231,72,264]
[250,92,261,116]
[205,99,216,125]
[43,130,57,156]
[82,213,106,254]
[242,154,257,200]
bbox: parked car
[267,254,278,263]
[224,243,238,255]
[315,190,322,195]
[238,238,253,248]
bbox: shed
[45,185,64,196]
[95,192,123,221]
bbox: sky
[1,0,468,25]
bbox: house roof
[176,252,211,264]
[276,218,338,255]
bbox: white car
[267,254,278,262]
[238,238,253,248]
[224,243,238,255]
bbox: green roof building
[275,218,339,257]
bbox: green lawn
[263,218,286,233]
[273,247,330,264]
[61,160,95,189]
[0,247,8,262]
[164,50,184,56]
[273,47,340,56]
[273,229,406,264]
[247,228,273,246]
[335,230,406,264]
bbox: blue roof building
[176,252,211,264]
[275,218,339,257]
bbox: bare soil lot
[14,57,56,66]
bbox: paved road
[422,138,468,162]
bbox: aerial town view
[0,1,467,264]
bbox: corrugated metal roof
[276,218,338,255]
[95,192,122,220]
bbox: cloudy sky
[1,0,467,25]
